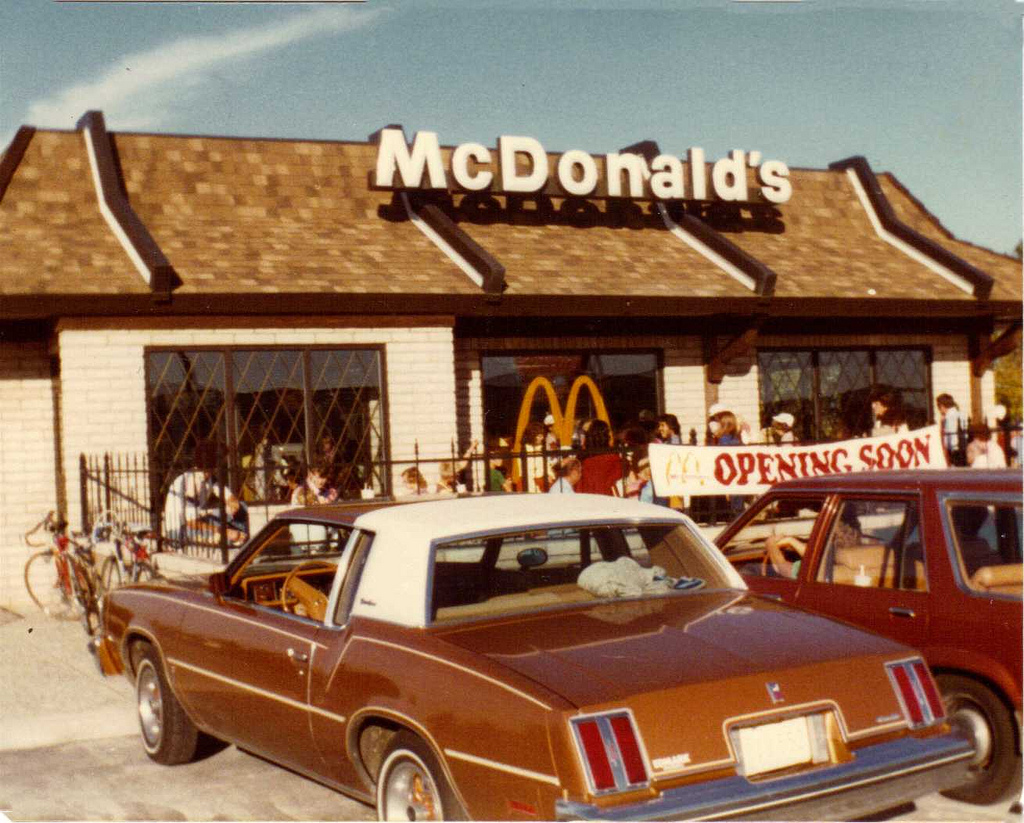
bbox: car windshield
[430,522,733,623]
[240,521,352,573]
[945,500,1022,598]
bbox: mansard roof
[1,114,1020,322]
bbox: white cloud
[21,7,387,132]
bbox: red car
[715,468,1022,805]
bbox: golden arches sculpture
[508,376,611,488]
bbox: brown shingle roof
[2,124,1020,312]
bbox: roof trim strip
[618,140,776,297]
[401,193,507,300]
[77,110,178,301]
[0,126,36,205]
[830,156,993,300]
[657,204,775,296]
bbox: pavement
[0,551,220,753]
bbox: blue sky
[1,0,1020,254]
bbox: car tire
[376,731,465,821]
[135,644,199,765]
[937,673,1021,805]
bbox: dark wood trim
[972,320,1022,378]
[829,156,994,300]
[0,126,36,204]
[76,111,179,300]
[707,322,762,384]
[5,291,1016,324]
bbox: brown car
[90,493,973,820]
[716,468,1022,805]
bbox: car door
[716,493,830,603]
[171,520,343,775]
[796,495,930,652]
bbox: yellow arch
[510,377,561,488]
[563,376,610,446]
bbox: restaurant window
[146,347,387,502]
[758,348,931,442]
[480,352,660,442]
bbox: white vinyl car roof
[354,492,689,539]
[346,493,742,628]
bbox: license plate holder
[733,715,815,777]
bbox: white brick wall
[1,318,995,613]
[0,340,61,610]
[55,320,457,541]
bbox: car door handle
[286,647,309,663]
[888,607,916,619]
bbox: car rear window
[430,522,732,623]
[946,501,1022,598]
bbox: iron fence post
[79,453,89,533]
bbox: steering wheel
[281,560,336,621]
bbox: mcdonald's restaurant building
[0,111,1020,608]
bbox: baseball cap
[543,413,555,426]
[772,412,795,427]
[708,402,730,418]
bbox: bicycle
[95,512,159,592]
[23,511,102,635]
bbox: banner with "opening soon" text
[649,424,947,497]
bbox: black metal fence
[79,419,1021,563]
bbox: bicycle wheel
[132,561,158,584]
[100,554,123,594]
[24,550,81,620]
[71,558,100,636]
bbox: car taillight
[886,658,944,728]
[570,711,649,795]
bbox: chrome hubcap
[136,662,163,751]
[384,760,439,821]
[948,698,993,768]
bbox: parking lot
[1,610,1018,822]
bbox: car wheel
[937,673,1021,805]
[135,644,199,765]
[376,731,464,821]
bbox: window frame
[812,495,927,592]
[938,490,1023,602]
[757,345,933,441]
[477,347,665,440]
[144,343,390,499]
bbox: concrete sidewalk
[0,552,222,753]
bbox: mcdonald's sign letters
[649,424,947,497]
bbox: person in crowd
[614,448,648,498]
[522,422,552,492]
[707,403,742,446]
[966,421,1007,468]
[397,466,429,496]
[486,438,514,492]
[291,459,339,506]
[870,388,908,436]
[769,412,796,445]
[279,461,302,502]
[435,440,480,493]
[542,413,560,451]
[653,414,682,445]
[638,409,658,441]
[548,457,582,494]
[936,393,968,466]
[576,419,625,495]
